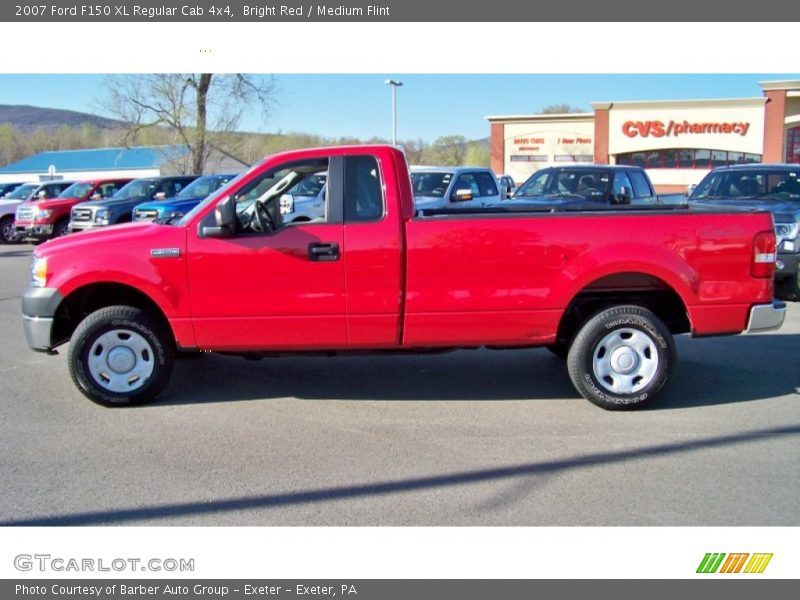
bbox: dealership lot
[0,243,798,526]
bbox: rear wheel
[567,305,675,410]
[0,216,20,244]
[68,305,174,406]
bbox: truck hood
[36,221,181,254]
[136,196,204,213]
[0,198,23,209]
[689,197,800,220]
[505,194,597,207]
[21,197,83,211]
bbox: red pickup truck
[14,178,131,241]
[22,145,785,410]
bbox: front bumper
[15,223,53,238]
[21,287,63,351]
[775,251,799,279]
[745,300,786,334]
[68,221,108,233]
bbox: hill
[0,104,125,133]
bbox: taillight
[751,230,777,278]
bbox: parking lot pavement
[0,243,798,526]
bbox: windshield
[691,170,800,200]
[5,183,38,200]
[175,175,232,199]
[58,182,94,199]
[515,169,611,200]
[411,172,453,198]
[111,178,160,200]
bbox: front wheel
[567,305,675,410]
[0,216,20,244]
[68,305,174,406]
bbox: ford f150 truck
[687,163,800,301]
[411,166,502,209]
[14,178,131,241]
[132,174,238,223]
[1,181,74,243]
[507,165,668,208]
[22,145,784,410]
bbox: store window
[616,148,762,169]
[510,155,548,162]
[786,126,800,164]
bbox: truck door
[186,156,347,351]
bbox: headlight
[775,222,799,242]
[165,211,184,219]
[94,209,110,222]
[30,256,47,288]
[35,208,52,219]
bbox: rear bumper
[745,300,786,334]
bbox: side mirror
[686,183,697,196]
[613,186,632,205]
[90,193,102,201]
[154,192,167,200]
[279,193,294,215]
[451,188,474,202]
[201,195,235,238]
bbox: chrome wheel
[87,329,155,393]
[591,328,659,394]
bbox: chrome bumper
[22,314,54,351]
[745,300,786,333]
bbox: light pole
[385,79,403,146]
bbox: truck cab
[410,166,502,210]
[1,180,74,244]
[132,174,238,223]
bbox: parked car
[15,178,131,242]
[0,181,74,244]
[496,174,517,199]
[132,174,238,223]
[68,175,198,233]
[410,166,502,209]
[687,163,800,300]
[0,182,25,197]
[507,165,662,208]
[279,172,327,223]
[22,145,783,410]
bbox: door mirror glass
[452,188,473,202]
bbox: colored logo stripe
[744,553,773,573]
[697,553,772,574]
[697,553,726,573]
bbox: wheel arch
[554,271,692,346]
[51,282,175,349]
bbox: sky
[1,73,798,142]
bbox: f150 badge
[150,248,181,258]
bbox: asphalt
[0,243,798,526]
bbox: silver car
[410,166,502,210]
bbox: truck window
[628,171,653,200]
[344,155,383,222]
[515,171,549,197]
[613,172,633,197]
[475,172,499,197]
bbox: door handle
[308,242,340,262]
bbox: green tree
[541,103,585,114]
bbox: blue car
[132,174,238,222]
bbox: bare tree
[102,74,277,174]
[541,103,585,114]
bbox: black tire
[53,218,69,238]
[68,305,174,406]
[777,270,800,302]
[0,215,20,244]
[567,305,675,410]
